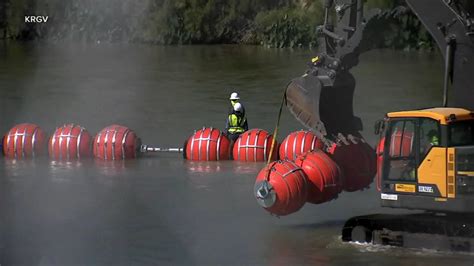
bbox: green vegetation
[0,0,445,50]
[364,0,434,51]
[136,0,323,47]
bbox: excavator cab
[377,108,474,213]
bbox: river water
[0,42,472,265]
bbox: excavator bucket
[285,73,327,138]
[286,69,361,138]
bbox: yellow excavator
[376,107,474,212]
[341,108,474,251]
[284,0,474,251]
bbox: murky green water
[0,42,472,265]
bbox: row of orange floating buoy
[184,127,279,162]
[254,133,377,216]
[2,122,377,217]
[2,123,333,163]
[184,127,323,162]
[2,123,141,160]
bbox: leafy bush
[254,3,323,48]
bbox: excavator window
[419,118,441,160]
[386,120,416,181]
[449,120,474,146]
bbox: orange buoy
[3,123,46,158]
[375,137,385,191]
[93,125,140,160]
[254,160,308,216]
[294,150,342,204]
[375,131,413,190]
[388,131,413,157]
[184,127,230,161]
[233,129,278,162]
[327,139,376,192]
[279,130,324,161]
[49,124,92,160]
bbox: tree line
[1,0,468,50]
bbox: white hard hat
[233,102,243,112]
[230,92,240,100]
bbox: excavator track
[342,213,474,252]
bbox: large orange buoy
[254,160,308,216]
[375,131,413,190]
[93,125,140,160]
[49,124,92,160]
[327,138,376,192]
[294,150,342,204]
[184,127,230,161]
[279,130,324,161]
[3,123,46,158]
[376,137,385,191]
[233,129,278,162]
[388,131,413,157]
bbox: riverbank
[1,0,434,50]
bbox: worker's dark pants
[226,133,242,159]
[227,133,241,143]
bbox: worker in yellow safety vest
[225,102,248,142]
[427,130,440,146]
[404,129,440,180]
